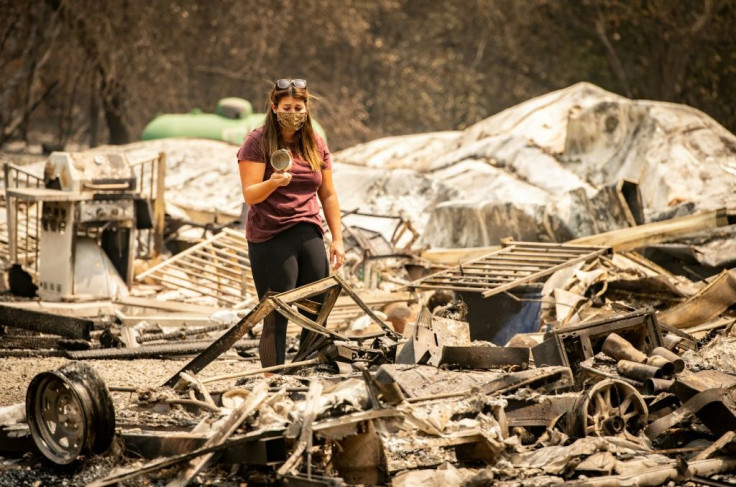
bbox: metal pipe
[645,355,675,379]
[662,333,681,350]
[617,360,662,381]
[650,346,685,373]
[602,333,647,363]
[642,378,674,395]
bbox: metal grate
[135,227,255,307]
[409,241,610,298]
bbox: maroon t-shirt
[237,127,331,243]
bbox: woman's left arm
[318,169,345,270]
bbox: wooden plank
[569,208,728,251]
[120,314,217,328]
[114,296,221,314]
[275,276,340,302]
[420,277,516,285]
[136,234,225,280]
[136,229,250,281]
[316,286,342,326]
[416,284,504,293]
[427,273,518,281]
[458,264,545,272]
[457,264,542,273]
[209,239,248,254]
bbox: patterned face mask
[277,111,307,131]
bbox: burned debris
[2,232,736,486]
[1,83,736,486]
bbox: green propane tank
[141,97,326,145]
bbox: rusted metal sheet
[332,420,388,485]
[657,268,736,329]
[410,307,471,366]
[671,370,736,402]
[407,241,609,297]
[645,388,736,440]
[376,364,573,399]
[505,395,577,427]
[438,345,530,370]
[122,430,285,465]
[481,366,574,395]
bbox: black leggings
[248,223,329,366]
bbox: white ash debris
[332,82,736,247]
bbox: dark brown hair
[261,82,323,171]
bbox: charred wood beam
[0,335,91,350]
[0,304,93,339]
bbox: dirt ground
[0,354,259,407]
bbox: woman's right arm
[238,160,292,205]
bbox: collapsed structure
[0,83,735,486]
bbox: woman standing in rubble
[237,78,344,367]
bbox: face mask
[277,111,307,131]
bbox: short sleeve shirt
[237,128,332,243]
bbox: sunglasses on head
[276,78,307,90]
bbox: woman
[237,78,344,367]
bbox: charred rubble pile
[2,235,736,486]
[1,82,736,485]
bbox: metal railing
[135,227,256,308]
[2,162,44,276]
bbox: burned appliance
[6,152,152,300]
